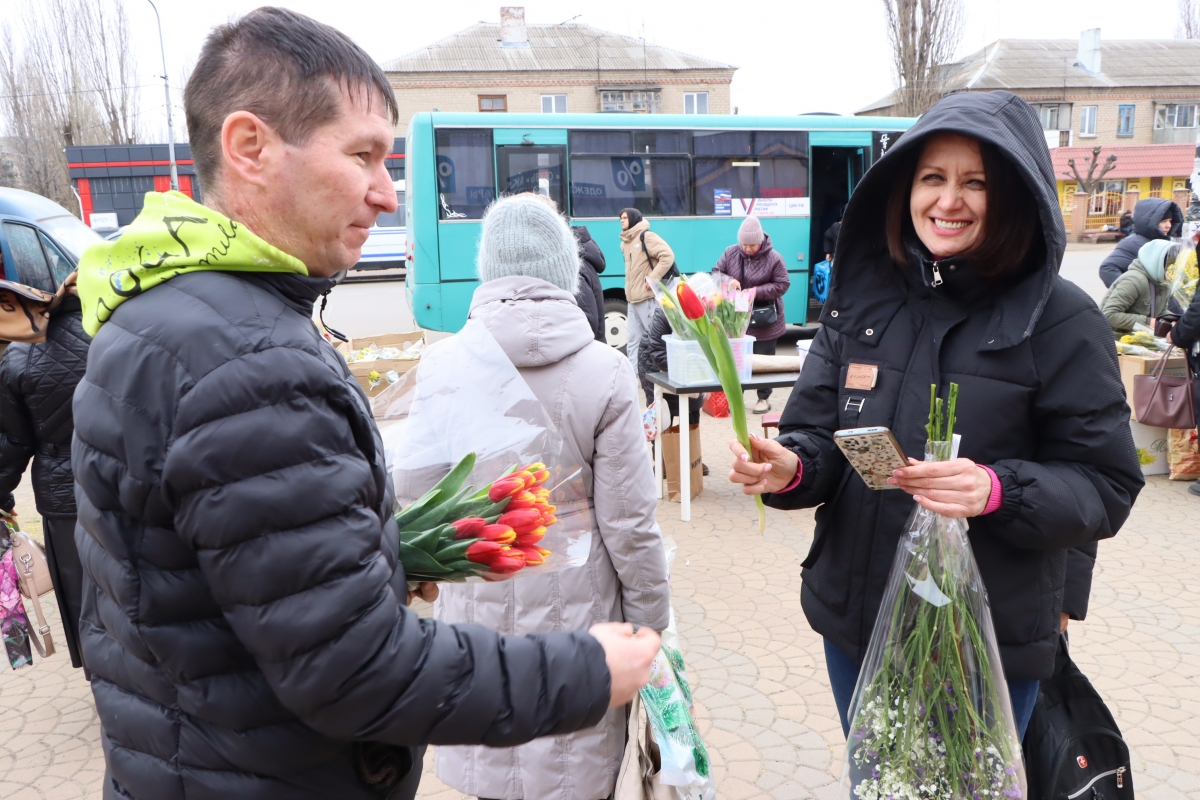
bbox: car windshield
[37,214,102,261]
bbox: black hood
[823,90,1066,352]
[571,225,593,244]
[1131,197,1182,240]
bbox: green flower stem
[700,315,766,532]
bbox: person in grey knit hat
[476,193,581,292]
[738,214,765,247]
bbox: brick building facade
[383,8,736,129]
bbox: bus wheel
[603,298,628,352]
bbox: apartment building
[382,7,736,127]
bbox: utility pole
[147,0,178,191]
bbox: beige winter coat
[434,276,671,800]
[621,219,675,303]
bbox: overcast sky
[1,0,1186,141]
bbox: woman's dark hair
[885,134,1042,279]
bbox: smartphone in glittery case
[834,427,908,490]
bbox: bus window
[435,129,495,219]
[497,146,566,209]
[694,131,808,216]
[568,130,692,218]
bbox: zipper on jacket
[930,261,944,287]
[1067,766,1129,799]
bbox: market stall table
[646,371,801,522]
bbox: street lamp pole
[146,0,178,191]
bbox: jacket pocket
[801,468,859,613]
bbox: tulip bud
[487,550,527,574]
[676,282,706,320]
[498,508,542,533]
[514,545,546,566]
[479,524,517,544]
[466,540,504,564]
[450,517,487,539]
[488,477,525,503]
[515,529,546,547]
[506,491,538,510]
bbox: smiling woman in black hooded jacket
[728,91,1143,739]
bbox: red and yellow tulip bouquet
[661,275,766,531]
[382,318,595,587]
[396,452,563,584]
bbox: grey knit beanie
[738,215,764,246]
[476,194,580,292]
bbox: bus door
[494,128,568,210]
[808,139,867,321]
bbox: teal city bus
[404,112,917,342]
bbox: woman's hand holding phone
[888,457,991,518]
[728,435,799,495]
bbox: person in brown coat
[713,215,790,413]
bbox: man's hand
[728,435,799,495]
[406,582,439,605]
[888,457,991,518]
[588,622,661,708]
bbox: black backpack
[1023,635,1133,800]
[641,230,680,282]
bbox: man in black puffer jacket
[1098,197,1182,287]
[0,275,91,669]
[572,224,607,342]
[71,10,658,800]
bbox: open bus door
[807,146,866,322]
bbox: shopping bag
[840,437,1026,800]
[661,424,702,502]
[1168,427,1200,480]
[701,392,729,418]
[614,693,676,800]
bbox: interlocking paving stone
[3,392,1198,799]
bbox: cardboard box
[1118,353,1188,410]
[1129,420,1169,476]
[341,331,425,397]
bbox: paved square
[2,395,1197,800]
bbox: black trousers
[43,515,84,669]
[752,338,778,399]
[665,393,702,427]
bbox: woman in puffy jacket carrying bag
[727,91,1143,738]
[714,215,790,414]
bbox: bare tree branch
[882,0,965,116]
[0,0,141,212]
[1062,147,1118,195]
[1179,0,1200,38]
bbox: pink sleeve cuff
[981,466,1003,515]
[775,461,803,494]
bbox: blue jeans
[824,639,1039,741]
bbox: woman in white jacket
[434,193,671,800]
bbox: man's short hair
[184,7,399,193]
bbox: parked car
[0,188,101,292]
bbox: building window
[600,90,661,113]
[478,95,507,112]
[541,94,567,113]
[1117,105,1136,137]
[1155,103,1197,129]
[1149,176,1163,198]
[684,92,709,114]
[1036,103,1071,131]
[1088,180,1125,215]
[1080,105,1097,137]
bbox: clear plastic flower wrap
[1166,243,1198,309]
[840,386,1026,800]
[379,320,592,585]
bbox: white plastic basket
[664,334,754,387]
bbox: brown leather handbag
[1133,346,1196,429]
